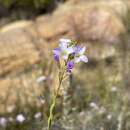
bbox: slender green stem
[47,71,64,130]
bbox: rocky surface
[0,25,40,76]
[0,0,128,113]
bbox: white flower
[16,114,25,123]
[107,114,112,120]
[0,117,7,127]
[59,40,74,60]
[34,112,42,119]
[111,86,117,92]
[89,102,99,109]
[36,76,46,83]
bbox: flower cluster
[53,39,88,72]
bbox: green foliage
[0,0,55,9]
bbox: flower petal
[67,61,74,69]
[53,48,60,55]
[79,47,86,55]
[54,54,59,62]
[59,38,71,43]
[63,54,68,60]
[66,47,75,54]
[67,61,74,72]
[80,55,88,63]
[74,57,81,63]
[59,42,68,50]
[75,45,82,52]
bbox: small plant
[47,38,88,130]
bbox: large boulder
[0,26,40,76]
[37,1,126,42]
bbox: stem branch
[47,71,64,130]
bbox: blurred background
[0,0,130,130]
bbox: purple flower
[74,46,88,63]
[53,48,60,62]
[54,54,59,62]
[53,39,88,73]
[67,61,74,72]
[53,39,75,61]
